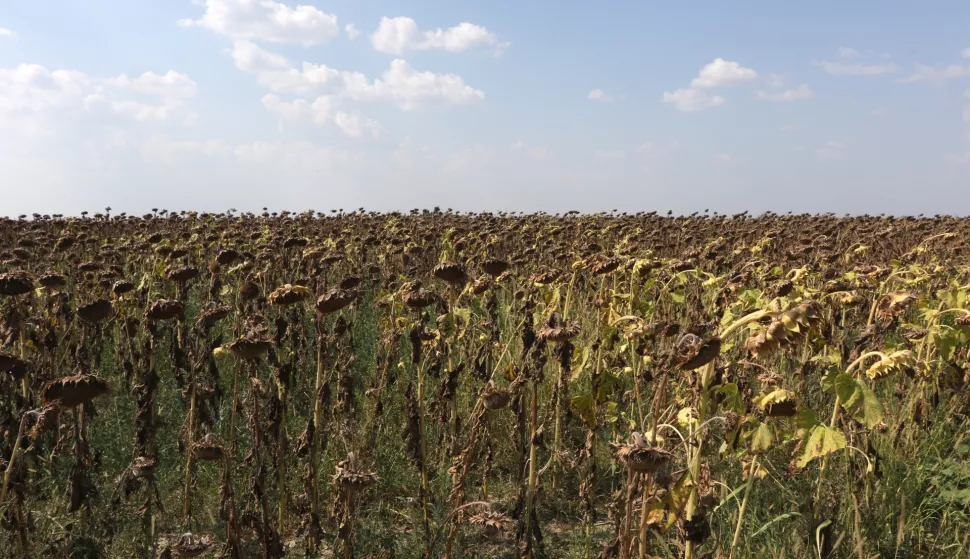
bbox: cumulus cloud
[261,93,332,123]
[756,84,812,102]
[346,59,485,108]
[663,58,755,112]
[261,93,380,139]
[106,70,198,99]
[333,111,383,138]
[178,0,339,46]
[663,88,725,112]
[690,58,758,88]
[0,28,15,39]
[371,16,506,55]
[587,89,613,102]
[902,62,970,85]
[345,24,360,40]
[232,41,484,109]
[0,64,198,123]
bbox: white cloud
[334,111,382,138]
[766,73,788,88]
[261,93,332,123]
[813,48,897,76]
[714,153,733,163]
[0,28,15,40]
[0,64,198,124]
[107,70,198,99]
[839,47,862,59]
[815,140,847,162]
[232,41,484,108]
[511,140,555,161]
[345,24,360,40]
[963,48,970,59]
[814,49,897,76]
[108,99,190,123]
[587,88,613,102]
[902,63,970,85]
[813,60,897,76]
[0,65,89,113]
[663,58,754,112]
[663,88,724,112]
[691,58,758,88]
[756,84,812,102]
[261,94,381,138]
[371,16,505,55]
[179,0,339,46]
[343,59,484,109]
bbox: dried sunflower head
[196,305,232,329]
[77,299,113,323]
[145,299,184,322]
[239,280,260,300]
[612,431,674,474]
[482,381,511,410]
[166,266,200,284]
[531,268,562,285]
[589,257,622,276]
[131,456,156,479]
[267,283,312,306]
[315,287,360,315]
[192,438,225,461]
[403,286,436,309]
[467,509,514,540]
[754,389,798,417]
[0,352,29,379]
[538,312,580,343]
[42,374,110,408]
[432,262,469,285]
[481,258,510,278]
[38,273,67,290]
[874,290,916,321]
[679,337,722,371]
[0,271,34,296]
[111,279,135,296]
[866,350,915,380]
[172,532,213,558]
[226,338,272,360]
[333,452,379,492]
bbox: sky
[2,0,970,216]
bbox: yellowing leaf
[503,362,518,382]
[834,373,883,428]
[570,395,596,426]
[749,422,774,455]
[796,425,846,468]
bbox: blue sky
[2,0,970,216]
